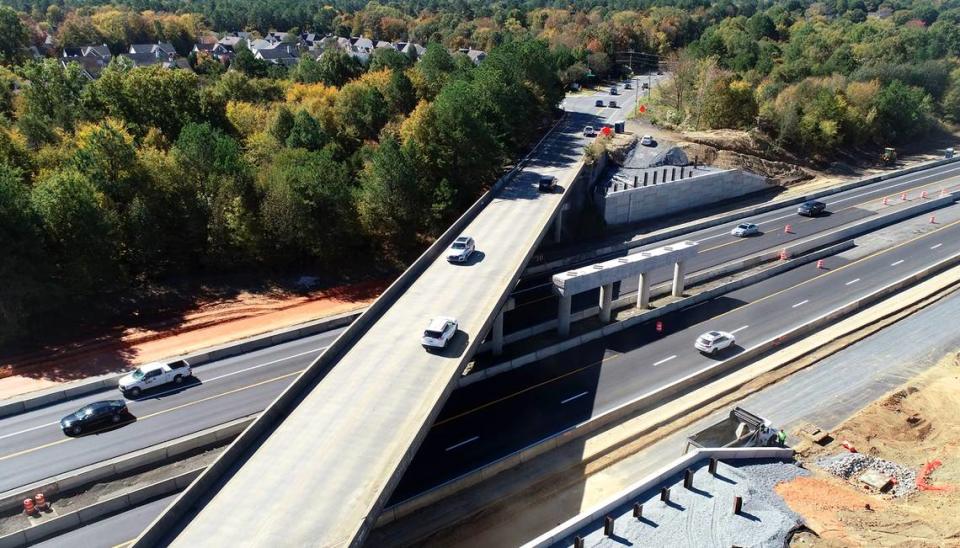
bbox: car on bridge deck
[60,400,129,435]
[730,222,760,237]
[695,331,735,355]
[446,236,476,263]
[422,317,458,350]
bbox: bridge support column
[600,283,614,323]
[492,308,504,356]
[558,293,572,336]
[554,209,563,242]
[672,260,687,297]
[637,272,650,309]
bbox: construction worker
[777,429,787,447]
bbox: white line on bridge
[652,355,677,367]
[792,300,809,308]
[931,243,943,249]
[730,325,750,334]
[845,278,861,286]
[561,391,590,404]
[891,260,905,266]
[445,436,479,452]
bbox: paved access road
[387,216,960,502]
[0,329,341,494]
[31,494,176,548]
[505,161,960,332]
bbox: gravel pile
[817,453,917,496]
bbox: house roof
[256,45,299,61]
[61,56,108,79]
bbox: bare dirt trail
[0,279,387,400]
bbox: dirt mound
[675,136,812,184]
[783,354,960,546]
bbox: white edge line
[445,436,479,452]
[560,391,590,404]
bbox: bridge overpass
[134,112,606,547]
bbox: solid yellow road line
[0,370,303,463]
[438,217,960,426]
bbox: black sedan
[60,400,129,435]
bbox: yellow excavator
[881,147,897,166]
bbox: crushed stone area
[557,459,808,548]
[779,353,960,546]
[816,453,916,497]
[0,446,222,536]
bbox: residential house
[60,44,112,79]
[255,44,300,67]
[458,48,487,64]
[264,31,291,45]
[246,39,275,53]
[119,42,189,69]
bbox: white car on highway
[422,317,458,349]
[583,125,597,137]
[695,331,735,355]
[446,236,475,263]
[730,223,760,237]
[119,360,192,398]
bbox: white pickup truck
[118,359,192,398]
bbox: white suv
[422,317,458,349]
[447,236,475,263]
[695,331,735,355]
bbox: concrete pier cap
[552,240,699,296]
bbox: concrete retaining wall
[602,169,771,226]
[0,416,252,515]
[0,309,362,419]
[477,192,957,356]
[0,468,201,548]
[521,447,795,548]
[527,155,960,276]
[382,247,960,525]
[131,116,576,548]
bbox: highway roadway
[1,76,956,543]
[387,215,960,502]
[31,494,175,548]
[0,329,342,494]
[503,160,960,333]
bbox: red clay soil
[0,279,387,400]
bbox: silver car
[446,236,475,263]
[730,223,759,237]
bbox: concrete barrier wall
[603,170,771,226]
[527,155,960,276]
[0,309,363,419]
[0,468,203,548]
[521,447,795,548]
[462,240,853,388]
[477,192,957,355]
[384,248,960,524]
[0,416,252,515]
[132,116,576,548]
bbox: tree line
[0,32,563,347]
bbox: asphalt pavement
[504,161,960,332]
[30,494,176,548]
[0,329,341,494]
[389,216,960,502]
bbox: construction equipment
[683,407,780,454]
[881,147,897,166]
